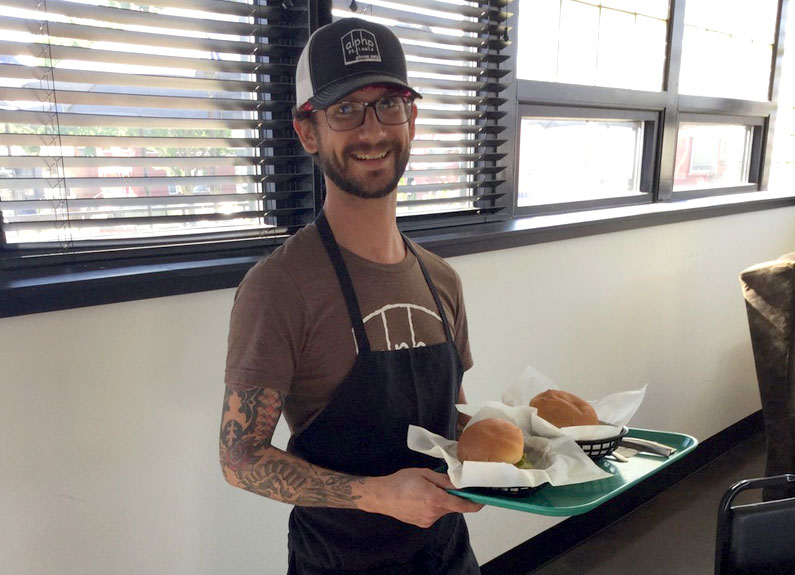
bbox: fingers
[413,498,482,528]
[440,492,484,514]
[366,468,484,527]
[420,469,456,490]
[420,470,484,514]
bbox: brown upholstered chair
[739,252,795,501]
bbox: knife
[619,437,676,458]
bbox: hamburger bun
[530,389,598,427]
[457,418,524,464]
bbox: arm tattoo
[219,387,364,508]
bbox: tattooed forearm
[235,455,365,507]
[219,386,364,509]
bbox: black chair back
[715,474,795,574]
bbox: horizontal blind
[0,0,312,264]
[330,0,512,228]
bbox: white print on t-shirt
[353,303,442,353]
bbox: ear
[293,117,319,155]
[408,103,418,141]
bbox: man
[220,17,482,574]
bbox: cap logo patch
[341,29,381,65]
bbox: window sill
[412,190,795,257]
[3,190,794,318]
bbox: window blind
[330,0,512,229]
[0,0,312,266]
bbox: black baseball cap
[296,18,421,110]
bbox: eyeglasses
[318,95,413,132]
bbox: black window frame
[514,104,659,216]
[671,112,767,200]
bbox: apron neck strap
[315,210,456,350]
[315,211,371,354]
[404,238,455,343]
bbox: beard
[314,137,411,200]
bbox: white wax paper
[497,365,647,439]
[407,366,647,489]
[407,404,612,489]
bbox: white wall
[1,207,794,574]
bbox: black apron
[286,212,480,575]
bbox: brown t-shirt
[224,222,473,435]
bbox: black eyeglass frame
[313,95,414,132]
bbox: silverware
[610,450,630,463]
[619,437,676,458]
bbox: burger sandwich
[457,418,533,469]
[530,389,598,427]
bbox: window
[679,0,778,100]
[1,0,312,267]
[517,0,669,92]
[516,106,656,212]
[329,0,511,229]
[1,0,510,272]
[673,119,762,192]
[768,2,795,191]
[513,0,782,208]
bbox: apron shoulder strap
[315,211,371,354]
[403,236,455,343]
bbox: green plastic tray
[447,428,698,516]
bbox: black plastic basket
[462,483,546,498]
[438,464,547,498]
[575,426,629,460]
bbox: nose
[358,104,386,135]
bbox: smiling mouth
[353,150,389,160]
